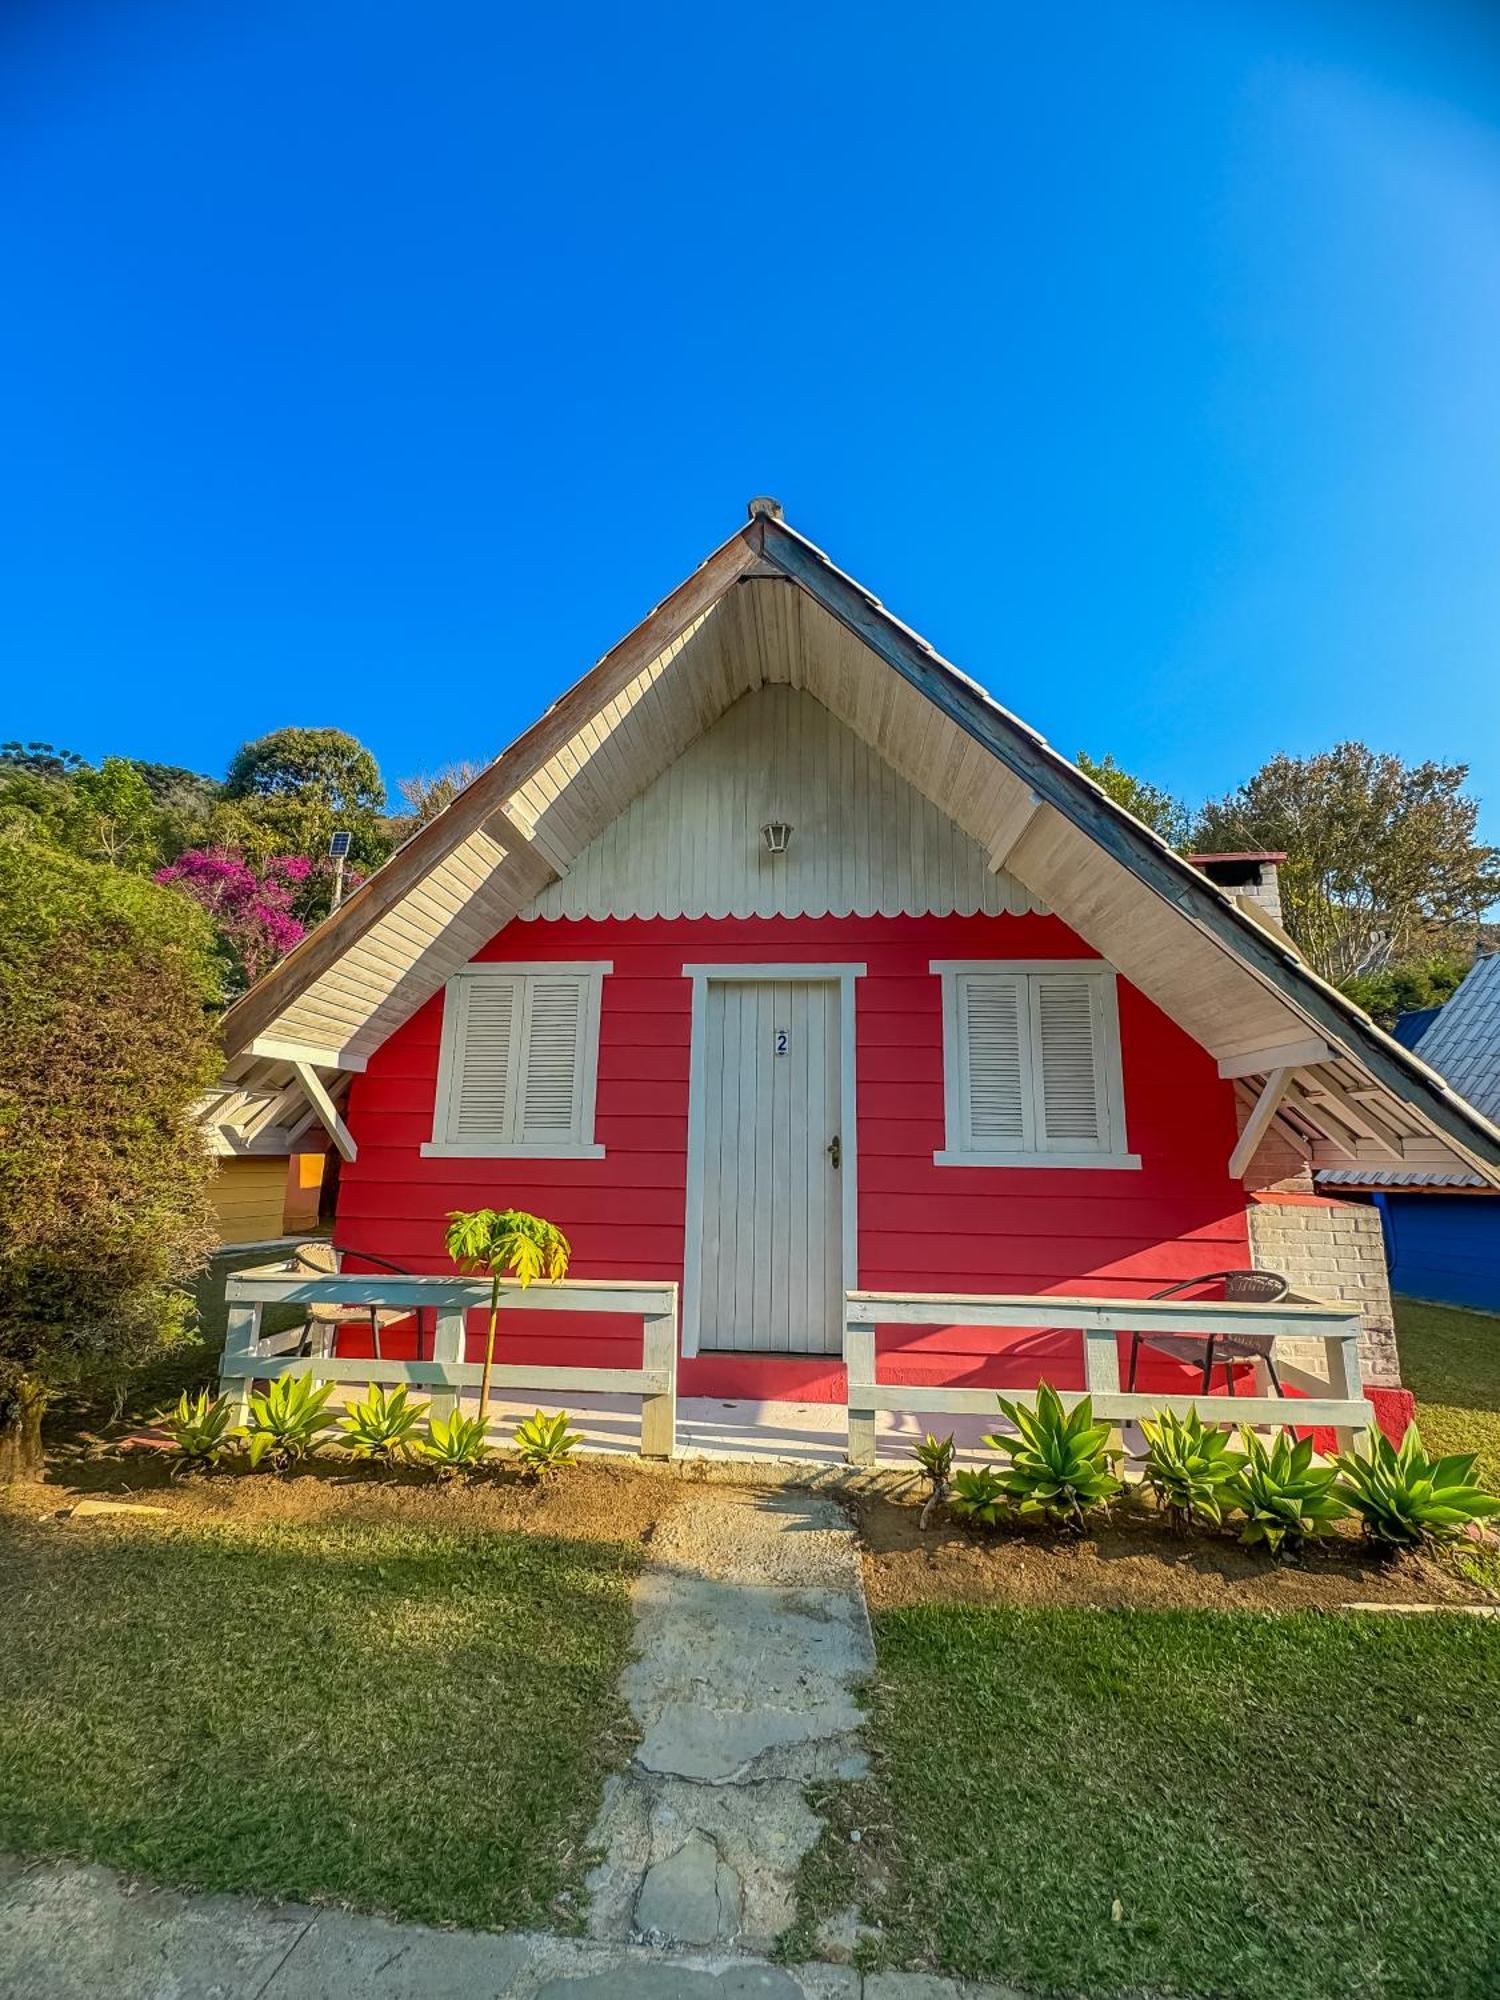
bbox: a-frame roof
[211,504,1500,1186]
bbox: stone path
[0,1857,1024,1996]
[584,1483,874,1958]
[0,1484,1026,1998]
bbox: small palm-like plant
[986,1382,1122,1531]
[445,1208,571,1421]
[240,1375,336,1473]
[949,1465,1007,1527]
[1226,1428,1349,1557]
[1335,1425,1500,1552]
[420,1410,493,1476]
[160,1389,236,1474]
[337,1383,429,1466]
[513,1408,583,1478]
[912,1432,956,1530]
[1141,1409,1247,1532]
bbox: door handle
[827,1134,841,1170]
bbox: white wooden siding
[696,979,843,1353]
[522,684,1040,922]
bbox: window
[423,963,610,1158]
[931,960,1136,1168]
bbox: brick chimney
[1188,851,1286,929]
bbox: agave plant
[1225,1428,1349,1557]
[949,1465,1008,1527]
[160,1389,236,1474]
[912,1432,956,1530]
[1140,1408,1247,1532]
[445,1209,571,1421]
[420,1410,493,1476]
[512,1408,583,1479]
[240,1375,336,1473]
[337,1383,429,1466]
[1335,1426,1500,1552]
[985,1382,1122,1531]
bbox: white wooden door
[697,980,843,1353]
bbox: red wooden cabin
[202,505,1500,1448]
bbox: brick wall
[1246,1194,1401,1387]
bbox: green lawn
[0,1481,643,1930]
[795,1294,1500,2000]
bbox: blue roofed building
[1321,954,1500,1310]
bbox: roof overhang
[208,510,1500,1189]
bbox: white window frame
[422,961,611,1159]
[931,959,1138,1170]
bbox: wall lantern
[761,821,793,855]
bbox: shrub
[986,1382,1122,1531]
[1141,1408,1247,1532]
[512,1409,583,1478]
[949,1465,1007,1527]
[0,838,220,1479]
[337,1383,429,1466]
[160,1389,236,1473]
[912,1432,956,1530]
[241,1375,336,1473]
[1335,1425,1500,1552]
[420,1410,492,1475]
[1225,1428,1349,1557]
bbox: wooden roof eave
[216,519,765,1059]
[754,516,1500,1185]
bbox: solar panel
[328,830,353,859]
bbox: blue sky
[3,0,1499,833]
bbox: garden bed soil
[13,1452,675,1549]
[849,1486,1493,1612]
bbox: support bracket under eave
[1228,1067,1293,1181]
[291,1060,358,1164]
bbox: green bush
[0,838,221,1477]
[1335,1425,1500,1552]
[949,1466,1007,1527]
[512,1409,583,1479]
[986,1383,1122,1530]
[241,1376,336,1473]
[160,1389,236,1473]
[420,1410,492,1475]
[1226,1429,1349,1557]
[1141,1408,1246,1531]
[337,1384,429,1466]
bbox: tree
[154,849,309,991]
[443,1209,571,1422]
[0,840,221,1476]
[224,727,391,888]
[63,756,164,870]
[1077,751,1192,848]
[396,761,487,831]
[1194,744,1500,985]
[1339,949,1471,1032]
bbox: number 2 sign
[774,1027,789,1056]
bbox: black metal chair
[1126,1269,1290,1397]
[289,1243,437,1362]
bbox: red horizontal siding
[337,911,1253,1398]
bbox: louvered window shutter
[516,976,587,1143]
[1031,974,1106,1150]
[958,974,1033,1150]
[452,976,522,1140]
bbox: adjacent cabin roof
[205,505,1500,1188]
[1321,955,1500,1193]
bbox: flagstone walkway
[0,1483,1025,1998]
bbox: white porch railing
[218,1263,679,1458]
[843,1289,1371,1467]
